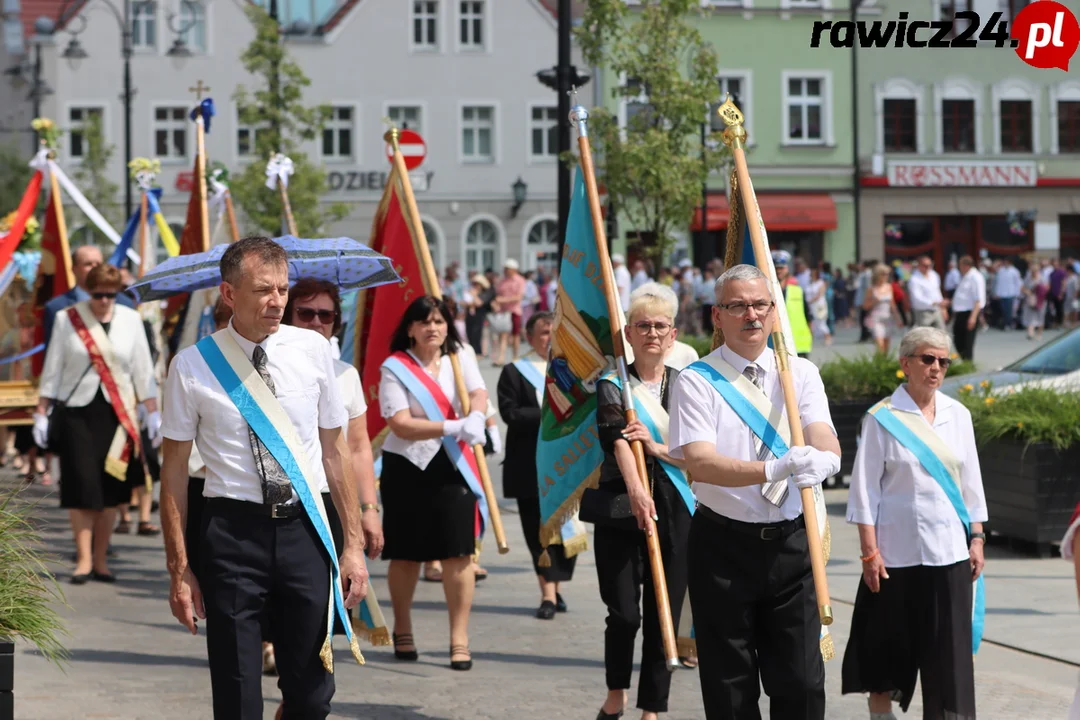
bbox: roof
[537,0,586,20]
[13,0,69,52]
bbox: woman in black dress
[378,296,489,671]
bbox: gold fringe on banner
[351,616,391,647]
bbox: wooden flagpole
[278,178,299,237]
[46,166,74,291]
[570,105,680,669]
[384,127,509,555]
[224,191,241,243]
[718,98,833,626]
[189,81,212,253]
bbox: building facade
[856,0,1080,269]
[5,0,586,276]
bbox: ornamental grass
[957,382,1080,452]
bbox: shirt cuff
[968,506,989,523]
[161,427,196,442]
[846,509,876,526]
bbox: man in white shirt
[668,264,841,720]
[908,255,947,330]
[612,254,632,312]
[631,259,650,291]
[949,255,986,361]
[991,257,1022,330]
[159,237,369,719]
[943,260,961,299]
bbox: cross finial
[189,80,211,101]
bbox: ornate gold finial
[383,126,400,150]
[717,94,748,149]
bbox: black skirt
[516,496,576,582]
[841,560,976,718]
[380,448,477,562]
[56,389,144,511]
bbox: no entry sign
[387,129,427,171]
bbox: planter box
[0,638,12,720]
[829,398,876,481]
[980,440,1080,557]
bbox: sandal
[137,522,161,536]
[473,566,488,582]
[39,471,52,486]
[449,644,472,671]
[115,520,132,534]
[393,632,418,661]
[422,564,442,583]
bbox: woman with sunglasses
[591,282,693,720]
[34,263,159,583]
[842,326,987,720]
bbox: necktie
[743,363,789,507]
[249,345,293,505]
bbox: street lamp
[4,16,56,153]
[53,0,203,218]
[511,177,527,218]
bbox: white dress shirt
[993,265,1023,298]
[161,321,347,504]
[334,358,368,441]
[951,268,986,313]
[668,345,836,523]
[665,340,700,370]
[615,265,632,311]
[908,269,943,311]
[379,347,486,470]
[944,267,961,292]
[39,303,156,407]
[846,385,988,568]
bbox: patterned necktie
[743,363,789,507]
[249,345,293,505]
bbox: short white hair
[628,281,678,322]
[899,327,952,358]
[714,264,766,303]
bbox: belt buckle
[760,526,780,541]
[271,503,285,519]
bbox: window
[237,121,269,157]
[710,76,745,132]
[131,1,157,49]
[461,106,494,163]
[526,218,559,271]
[68,107,104,160]
[624,76,653,128]
[530,106,557,159]
[322,107,354,162]
[153,106,188,161]
[942,99,975,152]
[1000,99,1033,152]
[458,0,484,49]
[421,221,440,269]
[785,76,826,144]
[465,219,498,273]
[1058,101,1080,152]
[883,99,917,152]
[177,1,206,53]
[388,105,423,133]
[412,0,438,49]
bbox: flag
[165,141,212,359]
[0,170,44,271]
[535,170,615,562]
[356,165,428,451]
[30,182,74,376]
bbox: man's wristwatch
[970,532,986,543]
[360,503,379,513]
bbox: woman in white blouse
[379,295,488,672]
[842,327,987,720]
[34,263,159,584]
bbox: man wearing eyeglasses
[668,263,841,719]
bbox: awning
[689,193,838,232]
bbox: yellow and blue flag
[108,188,179,267]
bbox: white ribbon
[28,148,49,173]
[47,159,140,265]
[265,153,294,191]
[134,170,156,192]
[208,172,228,220]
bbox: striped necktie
[249,345,294,505]
[743,363,789,507]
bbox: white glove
[487,424,503,455]
[32,412,49,448]
[763,445,813,484]
[791,448,841,489]
[461,411,487,446]
[145,410,163,448]
[443,418,468,438]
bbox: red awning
[690,193,838,232]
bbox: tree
[231,5,349,236]
[71,111,121,249]
[577,0,728,262]
[0,144,33,217]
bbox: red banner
[31,189,74,376]
[164,154,209,360]
[0,170,43,270]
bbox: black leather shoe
[91,571,116,584]
[536,600,556,620]
[392,632,418,661]
[450,645,472,671]
[70,573,90,585]
[596,709,624,720]
[555,593,568,613]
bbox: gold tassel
[349,635,366,665]
[105,456,128,481]
[351,616,391,647]
[820,631,835,662]
[562,533,590,559]
[320,636,334,673]
[537,548,552,568]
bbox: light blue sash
[869,403,986,654]
[686,360,789,458]
[381,355,491,535]
[601,373,695,517]
[512,357,545,393]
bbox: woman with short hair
[843,326,987,720]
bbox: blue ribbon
[869,404,986,654]
[686,360,790,458]
[512,358,545,392]
[190,98,215,133]
[109,187,164,268]
[0,343,43,367]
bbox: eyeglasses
[719,301,774,317]
[631,321,673,336]
[91,292,117,300]
[294,307,337,325]
[909,354,951,369]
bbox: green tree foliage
[71,111,121,249]
[577,0,728,261]
[0,144,33,217]
[231,5,349,236]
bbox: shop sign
[326,170,434,193]
[886,161,1037,188]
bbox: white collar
[716,344,775,376]
[227,319,276,361]
[890,384,956,426]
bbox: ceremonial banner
[0,170,43,270]
[535,170,616,560]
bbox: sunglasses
[294,307,337,325]
[91,292,117,300]
[909,354,951,369]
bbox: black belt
[696,503,805,541]
[205,497,302,519]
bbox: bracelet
[860,548,880,563]
[360,503,379,513]
[970,532,986,543]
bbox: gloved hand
[443,418,468,438]
[145,410,163,448]
[486,424,503,455]
[461,411,487,446]
[791,448,841,489]
[763,445,813,484]
[32,412,49,449]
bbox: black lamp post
[4,17,56,154]
[511,177,527,218]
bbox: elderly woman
[842,326,987,720]
[379,295,488,671]
[591,282,694,720]
[34,263,159,583]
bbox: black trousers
[201,499,334,720]
[593,501,690,713]
[952,311,978,361]
[516,496,577,582]
[687,507,825,720]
